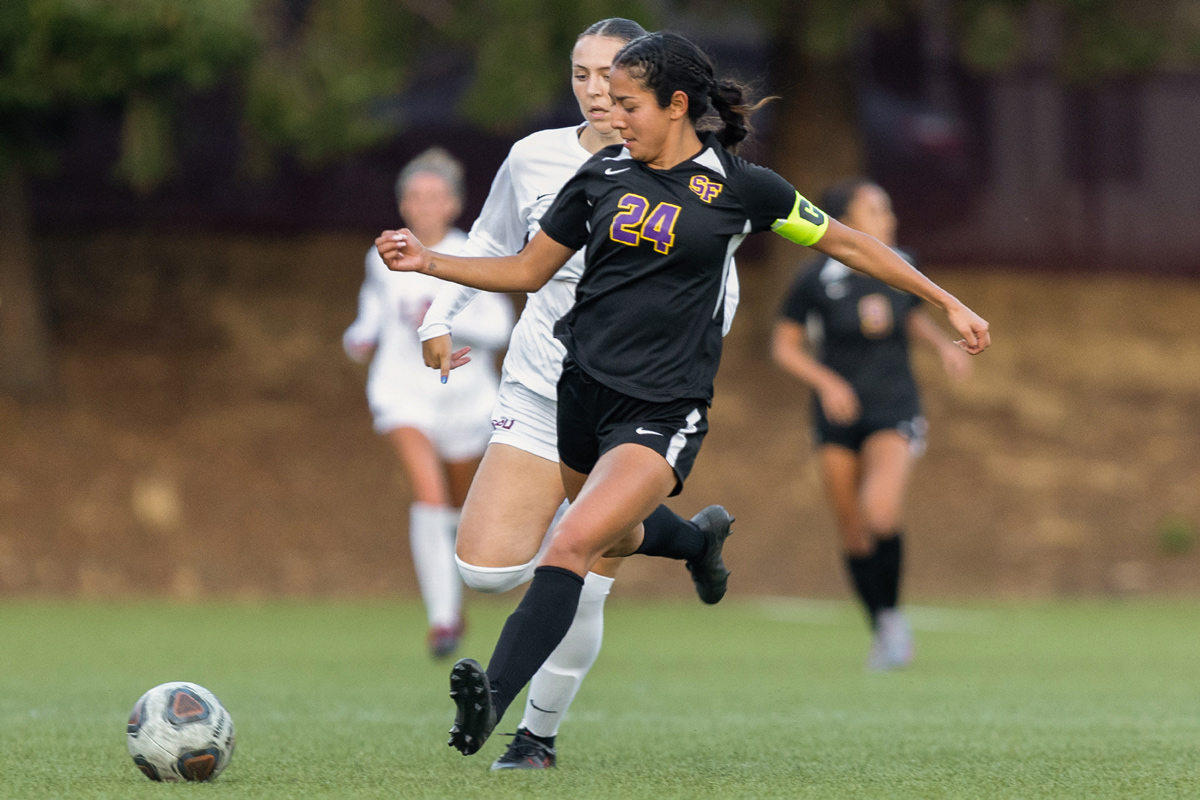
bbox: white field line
[753,596,992,632]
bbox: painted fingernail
[441,376,447,384]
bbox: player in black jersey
[773,178,973,670]
[376,31,990,758]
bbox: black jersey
[781,253,923,416]
[540,134,804,403]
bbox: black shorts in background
[813,406,928,455]
[557,359,708,496]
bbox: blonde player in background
[416,18,740,770]
[344,148,513,659]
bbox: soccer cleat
[490,728,557,771]
[685,505,734,604]
[428,617,465,660]
[447,658,498,756]
[867,608,914,671]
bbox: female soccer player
[418,18,740,770]
[343,148,513,659]
[772,178,973,670]
[377,31,990,757]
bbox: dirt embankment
[2,232,1198,599]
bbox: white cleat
[867,608,914,671]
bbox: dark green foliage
[446,0,657,130]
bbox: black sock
[518,727,555,747]
[486,566,585,719]
[874,533,903,610]
[633,505,705,561]
[845,551,883,629]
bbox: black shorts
[557,359,708,496]
[813,407,928,455]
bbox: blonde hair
[394,147,465,204]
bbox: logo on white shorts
[492,417,516,430]
[635,427,663,436]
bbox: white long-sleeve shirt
[419,125,740,400]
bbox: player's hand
[422,335,472,382]
[818,377,861,425]
[946,302,990,355]
[375,228,428,272]
[939,340,973,382]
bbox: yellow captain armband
[771,192,830,246]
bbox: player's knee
[454,555,536,593]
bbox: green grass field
[1,597,1197,799]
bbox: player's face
[843,184,897,246]
[399,171,461,240]
[571,36,626,135]
[608,66,674,163]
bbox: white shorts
[488,378,559,463]
[372,384,496,463]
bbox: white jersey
[419,125,741,400]
[344,229,514,436]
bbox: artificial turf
[0,597,1197,799]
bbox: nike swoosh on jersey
[605,167,630,175]
[635,427,663,436]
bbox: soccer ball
[126,682,236,782]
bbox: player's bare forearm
[771,320,842,393]
[815,222,955,310]
[375,229,571,293]
[813,222,990,353]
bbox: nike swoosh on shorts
[635,427,663,436]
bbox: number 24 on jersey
[609,193,681,255]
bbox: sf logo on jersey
[689,175,724,203]
[857,294,894,338]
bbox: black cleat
[490,728,557,771]
[685,505,734,604]
[447,658,497,756]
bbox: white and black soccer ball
[126,682,236,782]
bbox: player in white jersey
[416,19,740,771]
[344,148,513,659]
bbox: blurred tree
[0,0,427,400]
[730,0,1200,203]
[444,0,655,130]
[3,0,1194,399]
[0,0,655,400]
[0,0,259,399]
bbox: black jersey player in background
[772,179,973,671]
[376,31,990,759]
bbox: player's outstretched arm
[813,220,991,354]
[375,229,573,294]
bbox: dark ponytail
[613,31,768,153]
[708,78,756,150]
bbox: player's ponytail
[708,78,756,151]
[614,31,769,153]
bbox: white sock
[519,570,614,738]
[409,502,462,629]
